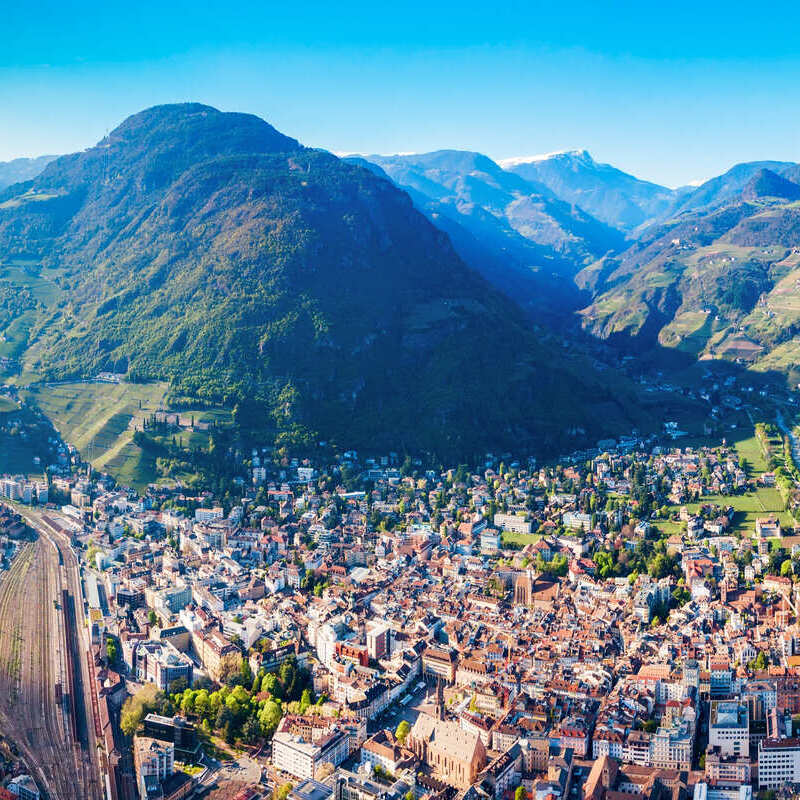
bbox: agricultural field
[22,381,170,488]
[21,381,233,490]
[0,261,64,369]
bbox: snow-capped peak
[498,149,592,168]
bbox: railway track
[0,524,102,799]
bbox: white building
[709,702,749,758]
[758,738,800,789]
[272,727,350,779]
[195,506,224,523]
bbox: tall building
[134,737,174,800]
[758,738,800,788]
[709,702,749,758]
[366,623,391,660]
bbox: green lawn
[734,433,769,475]
[653,519,684,536]
[501,530,541,548]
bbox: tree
[753,650,769,671]
[262,672,278,696]
[169,677,189,695]
[195,689,210,717]
[242,716,261,744]
[120,684,162,738]
[316,762,335,780]
[259,699,282,737]
[106,638,118,663]
[147,610,158,627]
[515,787,527,800]
[395,720,411,744]
[181,691,196,715]
[273,784,293,800]
[219,656,245,687]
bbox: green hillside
[0,104,648,459]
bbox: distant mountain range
[499,150,683,232]
[0,104,646,457]
[0,155,58,191]
[577,165,800,384]
[353,150,625,316]
[354,148,800,385]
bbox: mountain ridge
[0,103,643,457]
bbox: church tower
[435,677,445,720]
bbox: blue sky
[3,1,800,186]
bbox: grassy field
[23,381,170,488]
[22,381,233,490]
[734,432,769,475]
[501,530,540,548]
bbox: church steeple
[435,677,445,720]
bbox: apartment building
[709,702,749,759]
[758,737,800,789]
[272,720,350,779]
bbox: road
[777,407,800,480]
[0,505,105,799]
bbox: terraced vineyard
[23,380,231,489]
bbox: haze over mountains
[0,155,58,191]
[3,104,800,456]
[500,149,683,232]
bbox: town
[4,394,800,800]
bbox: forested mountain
[358,150,625,314]
[0,104,643,457]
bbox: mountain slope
[359,151,625,304]
[0,104,642,457]
[577,168,800,379]
[347,155,582,316]
[501,150,678,231]
[0,155,57,191]
[670,160,798,217]
[741,168,800,203]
